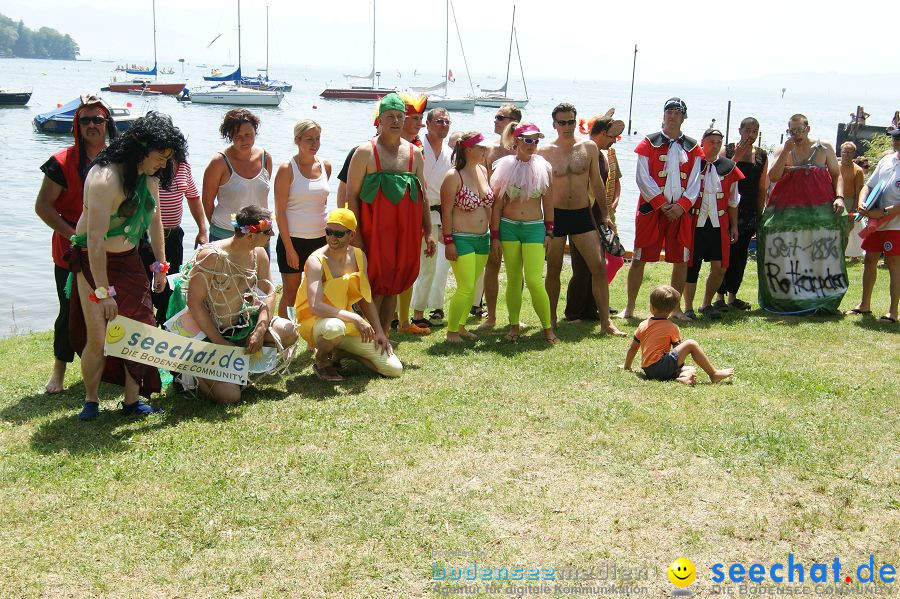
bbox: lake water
[1,58,896,335]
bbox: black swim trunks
[553,206,595,237]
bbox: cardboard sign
[761,229,848,301]
[104,316,251,384]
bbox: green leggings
[500,220,552,328]
[447,233,490,332]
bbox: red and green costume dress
[359,140,425,295]
[758,147,850,314]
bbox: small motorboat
[0,89,32,106]
[33,97,143,134]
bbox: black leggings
[53,265,75,363]
[718,225,755,296]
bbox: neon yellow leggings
[502,240,552,328]
[447,252,489,332]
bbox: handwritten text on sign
[763,230,848,299]
[104,316,249,384]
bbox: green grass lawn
[0,260,897,598]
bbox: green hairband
[379,93,405,115]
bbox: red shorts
[633,215,692,263]
[861,230,900,256]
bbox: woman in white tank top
[202,109,273,247]
[274,119,332,317]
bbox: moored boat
[180,85,283,106]
[0,89,32,106]
[33,97,142,134]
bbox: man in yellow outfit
[295,208,402,381]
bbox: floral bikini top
[454,172,494,211]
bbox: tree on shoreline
[0,14,79,60]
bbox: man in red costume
[623,97,703,320]
[346,93,436,332]
[35,95,117,393]
[682,128,744,319]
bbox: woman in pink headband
[489,122,559,343]
[440,131,494,343]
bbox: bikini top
[788,141,826,171]
[455,172,494,211]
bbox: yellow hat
[326,208,358,232]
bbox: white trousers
[411,223,451,313]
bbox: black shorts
[642,349,680,381]
[553,206,595,238]
[276,236,326,274]
[687,222,723,283]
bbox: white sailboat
[418,0,474,112]
[186,0,283,106]
[475,4,528,108]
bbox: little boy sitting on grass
[622,285,734,385]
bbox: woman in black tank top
[714,117,768,310]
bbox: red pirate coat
[691,157,745,267]
[633,132,704,254]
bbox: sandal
[313,363,343,381]
[877,315,898,324]
[121,400,164,416]
[398,322,431,335]
[411,317,433,329]
[429,309,445,322]
[699,305,723,320]
[683,309,697,320]
[845,308,872,315]
[712,299,730,311]
[728,298,752,311]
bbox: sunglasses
[555,119,577,126]
[495,114,513,122]
[518,137,540,145]
[433,118,451,125]
[79,116,108,126]
[325,228,349,238]
[786,127,807,134]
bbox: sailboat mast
[444,0,449,96]
[265,5,269,74]
[152,0,158,80]
[237,0,242,75]
[371,1,376,88]
[513,26,527,100]
[503,5,515,92]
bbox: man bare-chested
[538,102,624,336]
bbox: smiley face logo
[668,558,696,587]
[106,323,126,345]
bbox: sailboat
[320,1,396,100]
[475,4,528,108]
[187,0,283,106]
[240,6,292,92]
[415,0,474,112]
[107,0,185,95]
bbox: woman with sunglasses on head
[203,109,273,252]
[489,122,559,343]
[440,131,494,343]
[273,119,331,318]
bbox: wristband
[89,286,117,303]
[443,233,454,245]
[150,260,170,274]
[544,220,554,235]
[490,229,499,241]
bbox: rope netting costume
[168,243,295,380]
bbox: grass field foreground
[0,261,897,597]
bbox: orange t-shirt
[634,317,681,368]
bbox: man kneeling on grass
[621,285,734,385]
[294,208,402,381]
[185,205,299,404]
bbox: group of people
[35,93,899,417]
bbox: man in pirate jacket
[682,128,744,320]
[623,97,704,320]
